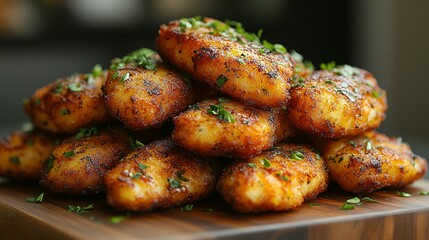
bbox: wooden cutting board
[1,178,429,240]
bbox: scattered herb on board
[396,191,411,198]
[308,203,321,207]
[68,204,95,214]
[26,193,44,203]
[110,212,131,224]
[420,191,429,195]
[362,197,379,203]
[181,204,194,212]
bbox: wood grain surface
[1,178,429,240]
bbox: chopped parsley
[261,158,271,168]
[372,90,382,98]
[52,84,63,94]
[420,191,429,195]
[68,204,94,214]
[248,162,257,168]
[138,163,148,171]
[340,203,355,210]
[9,156,20,165]
[216,75,228,88]
[120,72,130,83]
[181,204,194,212]
[333,65,361,78]
[64,151,75,158]
[110,214,129,224]
[308,203,321,207]
[168,178,181,189]
[129,137,144,149]
[26,193,44,203]
[207,104,235,123]
[92,64,103,78]
[320,61,336,71]
[60,109,70,115]
[45,155,55,172]
[176,171,189,182]
[110,48,157,71]
[68,82,84,92]
[291,76,305,88]
[189,103,200,110]
[178,17,286,54]
[290,150,304,160]
[362,197,379,203]
[396,191,411,198]
[349,140,357,148]
[346,197,361,204]
[75,127,98,139]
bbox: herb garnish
[68,204,94,214]
[290,150,304,160]
[216,75,228,88]
[261,158,271,168]
[45,155,55,172]
[248,162,257,168]
[207,104,235,123]
[92,64,103,78]
[176,171,189,182]
[9,156,20,165]
[320,61,336,71]
[420,191,429,195]
[110,48,157,71]
[396,191,411,198]
[181,204,194,212]
[129,137,144,149]
[75,127,98,139]
[64,151,75,158]
[68,82,84,92]
[26,193,44,203]
[168,178,181,189]
[362,197,379,203]
[60,109,70,115]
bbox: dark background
[1,0,428,168]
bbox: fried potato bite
[105,139,221,212]
[103,48,194,131]
[24,65,112,135]
[40,127,130,196]
[288,65,387,138]
[0,130,55,181]
[172,98,292,159]
[157,17,293,108]
[321,131,427,193]
[218,143,328,213]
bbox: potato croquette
[218,143,328,213]
[105,139,221,212]
[103,48,194,130]
[321,131,427,193]
[288,65,387,138]
[40,127,130,196]
[0,130,55,181]
[172,98,293,159]
[157,17,293,108]
[24,65,112,135]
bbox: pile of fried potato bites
[0,17,426,213]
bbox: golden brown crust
[172,98,293,159]
[288,66,387,138]
[218,143,329,213]
[0,130,55,181]
[156,17,293,108]
[103,53,194,131]
[40,128,130,196]
[104,139,221,212]
[24,71,112,135]
[321,131,427,193]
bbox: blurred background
[0,0,428,171]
